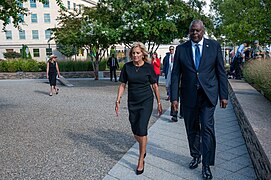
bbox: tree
[53,0,212,80]
[98,0,212,53]
[0,0,64,30]
[52,10,83,60]
[211,0,271,44]
[53,6,120,79]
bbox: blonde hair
[129,42,149,62]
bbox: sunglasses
[170,49,174,50]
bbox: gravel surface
[0,79,169,179]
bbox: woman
[151,52,161,85]
[115,42,162,175]
[46,55,60,96]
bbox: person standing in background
[151,52,161,85]
[107,54,119,82]
[171,20,228,179]
[234,42,248,79]
[163,46,175,101]
[46,55,60,96]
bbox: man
[252,40,263,59]
[234,42,248,79]
[163,46,175,101]
[107,54,119,82]
[171,20,228,179]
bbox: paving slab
[103,100,257,179]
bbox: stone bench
[228,79,271,180]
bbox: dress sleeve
[119,63,127,83]
[149,64,157,84]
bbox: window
[43,0,49,8]
[33,49,40,57]
[46,48,52,56]
[78,5,81,13]
[31,14,38,23]
[5,31,12,40]
[73,3,76,11]
[67,1,70,10]
[44,14,50,23]
[17,0,23,7]
[30,0,36,8]
[7,17,11,24]
[45,30,51,39]
[6,49,14,53]
[19,14,24,23]
[32,30,39,39]
[19,30,26,39]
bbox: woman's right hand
[46,74,49,79]
[115,101,120,116]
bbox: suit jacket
[162,53,170,79]
[171,38,228,108]
[107,57,119,69]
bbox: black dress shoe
[136,161,144,175]
[171,116,178,122]
[189,157,201,169]
[202,165,212,179]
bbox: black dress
[48,62,57,86]
[119,61,157,136]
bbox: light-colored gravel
[0,79,169,179]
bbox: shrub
[0,59,109,72]
[118,62,125,70]
[6,60,20,72]
[0,60,8,72]
[38,62,47,72]
[243,58,271,101]
[99,59,107,71]
[3,51,21,59]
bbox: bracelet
[158,102,161,105]
[116,101,120,104]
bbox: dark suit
[171,38,228,166]
[163,52,171,79]
[107,57,119,81]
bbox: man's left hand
[220,99,228,108]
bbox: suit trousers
[110,67,117,81]
[182,88,216,166]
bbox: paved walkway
[103,101,257,179]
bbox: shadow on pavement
[65,128,135,161]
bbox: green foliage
[211,0,271,43]
[99,59,107,71]
[97,0,212,52]
[0,59,44,72]
[118,62,125,70]
[38,62,47,72]
[243,59,271,101]
[0,0,64,30]
[0,59,108,72]
[6,60,20,72]
[3,52,21,59]
[0,60,8,72]
[57,60,107,72]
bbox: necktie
[195,44,200,70]
[112,58,115,66]
[171,54,174,63]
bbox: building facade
[0,0,97,62]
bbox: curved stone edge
[228,80,271,180]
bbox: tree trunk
[94,54,99,80]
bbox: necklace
[135,66,140,72]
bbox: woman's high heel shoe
[136,161,145,175]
